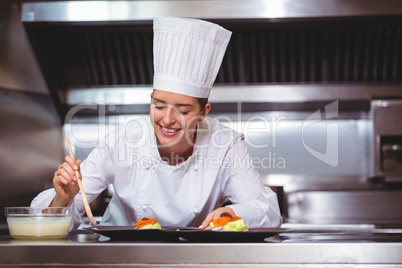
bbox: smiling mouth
[160,125,181,134]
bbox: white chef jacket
[32,117,282,230]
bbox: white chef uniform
[31,17,282,230]
[32,117,281,230]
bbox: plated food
[210,213,247,231]
[135,217,161,229]
[84,213,287,242]
[85,225,289,242]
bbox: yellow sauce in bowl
[7,216,72,239]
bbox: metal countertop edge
[1,242,402,264]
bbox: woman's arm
[31,137,115,230]
[222,138,282,228]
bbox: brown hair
[197,98,209,111]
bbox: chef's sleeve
[31,137,115,231]
[224,137,282,228]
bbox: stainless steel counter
[1,227,402,267]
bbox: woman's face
[150,89,210,149]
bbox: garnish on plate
[135,217,161,229]
[209,212,247,232]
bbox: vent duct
[220,25,402,84]
[26,18,402,90]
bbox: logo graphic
[302,101,339,167]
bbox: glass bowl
[5,207,73,239]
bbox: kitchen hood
[21,0,402,120]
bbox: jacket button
[193,208,199,214]
[142,205,147,210]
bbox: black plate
[166,228,292,242]
[83,226,196,241]
[84,226,291,242]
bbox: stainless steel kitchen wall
[64,110,371,178]
[0,3,64,222]
[0,3,48,93]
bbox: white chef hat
[153,17,232,98]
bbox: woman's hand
[198,207,236,229]
[50,156,81,207]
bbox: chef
[31,17,282,230]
